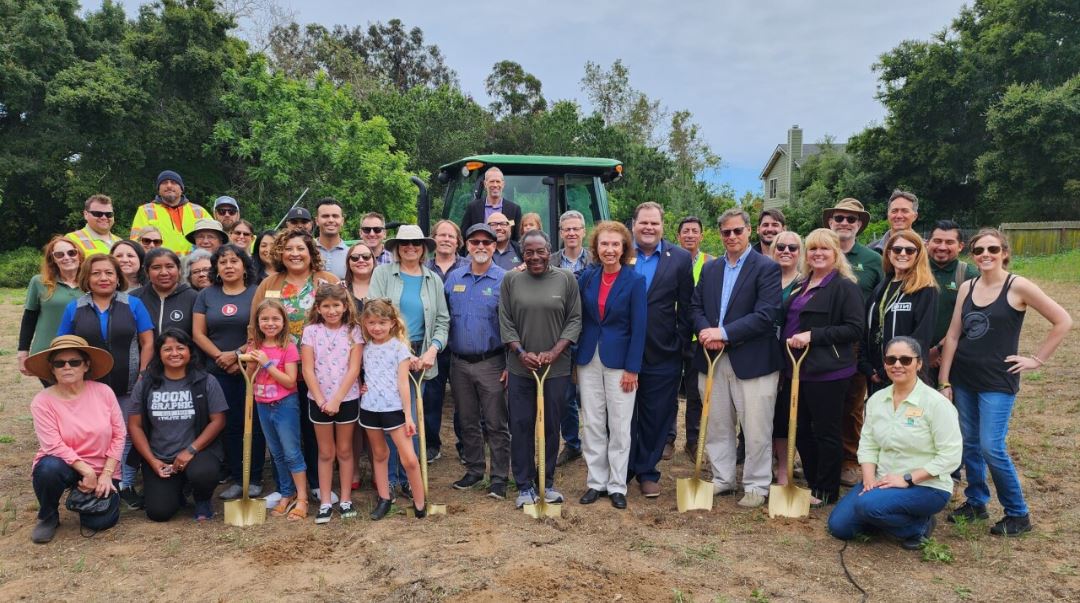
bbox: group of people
[19,168,1071,553]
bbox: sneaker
[515,487,539,509]
[194,500,214,522]
[453,473,484,490]
[661,441,675,460]
[264,491,282,509]
[488,481,507,500]
[946,501,989,524]
[218,483,243,500]
[247,484,263,498]
[555,447,582,466]
[398,482,413,500]
[314,503,333,524]
[544,487,564,504]
[426,448,442,464]
[713,483,737,497]
[902,516,936,550]
[738,491,766,508]
[839,467,860,487]
[990,514,1032,537]
[119,487,144,510]
[31,516,59,544]
[310,488,340,504]
[338,501,357,519]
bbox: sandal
[287,499,308,521]
[271,495,297,517]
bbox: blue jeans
[116,394,137,489]
[828,482,951,541]
[257,394,306,498]
[561,380,581,451]
[32,455,120,531]
[953,386,1029,517]
[388,378,421,487]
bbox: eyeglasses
[88,210,113,219]
[560,226,584,233]
[467,238,495,247]
[190,268,211,276]
[349,253,373,262]
[972,245,1002,256]
[774,243,800,253]
[890,245,918,256]
[52,249,79,259]
[361,226,385,234]
[50,358,85,368]
[884,355,917,366]
[720,227,745,238]
[141,237,163,247]
[216,207,237,215]
[830,215,859,224]
[488,221,510,228]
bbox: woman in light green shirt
[18,237,85,381]
[828,336,961,551]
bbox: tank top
[954,275,1025,394]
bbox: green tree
[484,60,546,117]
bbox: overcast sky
[89,0,969,197]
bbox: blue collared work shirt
[634,239,663,291]
[718,246,752,340]
[444,263,507,356]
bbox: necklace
[601,270,618,286]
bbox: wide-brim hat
[822,198,871,234]
[385,224,436,253]
[185,218,228,244]
[25,335,114,383]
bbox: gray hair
[520,229,552,250]
[888,189,919,213]
[183,248,213,280]
[559,209,585,226]
[718,208,750,228]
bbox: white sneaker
[310,488,339,504]
[738,491,766,508]
[264,491,282,509]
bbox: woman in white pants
[574,221,648,510]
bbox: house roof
[759,143,847,180]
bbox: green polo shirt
[931,259,979,343]
[858,379,962,493]
[845,242,884,303]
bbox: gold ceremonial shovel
[523,364,561,519]
[224,354,267,526]
[408,371,446,516]
[677,347,724,512]
[769,342,812,519]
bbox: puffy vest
[68,292,140,396]
[66,227,122,257]
[129,200,208,255]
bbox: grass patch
[677,542,720,565]
[0,436,13,444]
[1010,249,1080,283]
[920,539,954,563]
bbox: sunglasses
[50,358,85,368]
[361,226,385,234]
[890,245,918,256]
[232,231,253,237]
[52,249,79,259]
[830,214,859,224]
[972,245,1002,256]
[88,210,113,219]
[467,238,495,247]
[720,227,746,238]
[884,355,917,366]
[349,253,373,262]
[398,241,424,248]
[774,243,799,253]
[216,207,237,215]
[141,237,163,247]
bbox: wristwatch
[903,473,914,487]
[186,444,199,456]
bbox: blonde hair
[252,299,291,350]
[520,212,543,233]
[360,298,409,346]
[882,229,937,294]
[770,231,804,275]
[801,229,856,282]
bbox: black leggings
[142,452,222,522]
[794,378,850,502]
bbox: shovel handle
[531,365,551,501]
[408,371,431,498]
[236,355,256,501]
[784,342,810,480]
[693,347,724,478]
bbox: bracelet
[1031,355,1045,366]
[937,383,951,390]
[262,360,274,369]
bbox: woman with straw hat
[27,335,124,543]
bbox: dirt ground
[0,281,1077,602]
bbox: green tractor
[414,154,623,234]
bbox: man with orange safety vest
[128,170,208,255]
[66,194,122,256]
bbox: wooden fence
[998,221,1080,255]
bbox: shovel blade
[768,484,811,518]
[224,498,267,526]
[427,503,447,516]
[522,500,562,519]
[676,477,714,512]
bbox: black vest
[69,293,139,396]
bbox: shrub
[0,247,42,288]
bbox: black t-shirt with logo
[194,285,256,372]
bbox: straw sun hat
[25,335,113,382]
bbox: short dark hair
[84,194,112,211]
[931,219,962,239]
[632,201,664,221]
[520,229,551,250]
[316,197,342,212]
[758,208,786,226]
[677,216,703,232]
[209,243,256,286]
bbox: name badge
[453,284,466,293]
[905,408,924,418]
[265,290,281,299]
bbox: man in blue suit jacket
[691,208,782,508]
[626,202,694,498]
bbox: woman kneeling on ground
[128,328,227,522]
[827,336,961,550]
[28,336,124,543]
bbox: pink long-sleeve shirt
[32,381,126,475]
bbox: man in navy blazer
[691,208,782,508]
[461,167,523,242]
[626,202,694,498]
